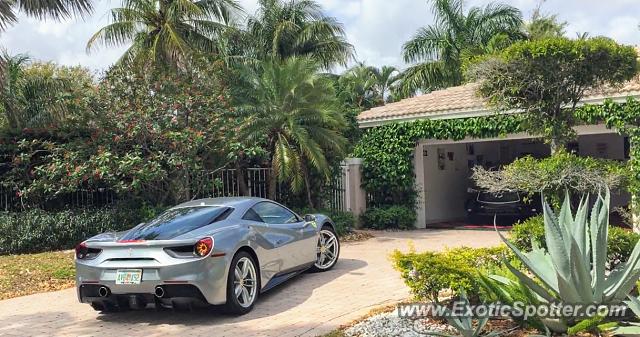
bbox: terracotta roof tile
[357,77,640,124]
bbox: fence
[0,166,350,212]
[194,167,273,199]
[0,186,117,212]
[325,165,348,212]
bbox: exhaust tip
[98,286,110,297]
[154,286,165,298]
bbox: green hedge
[360,205,416,229]
[293,207,356,237]
[511,215,640,269]
[0,204,163,255]
[391,246,511,302]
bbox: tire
[223,251,259,315]
[310,225,340,272]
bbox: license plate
[115,269,142,285]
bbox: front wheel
[223,251,259,315]
[310,225,340,272]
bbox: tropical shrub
[511,215,640,269]
[0,203,163,255]
[425,292,498,337]
[495,190,640,333]
[510,215,545,251]
[471,37,638,151]
[1,64,236,206]
[471,151,630,207]
[294,207,355,237]
[391,246,509,302]
[361,205,416,229]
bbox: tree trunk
[302,166,315,209]
[268,169,277,200]
[550,137,563,154]
[235,162,249,196]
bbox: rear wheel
[310,225,340,272]
[223,251,259,315]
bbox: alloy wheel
[315,229,339,270]
[233,256,257,308]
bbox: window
[120,206,230,240]
[242,208,264,222]
[250,202,299,224]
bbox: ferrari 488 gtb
[75,197,340,314]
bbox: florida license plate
[115,269,142,285]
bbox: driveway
[0,230,501,337]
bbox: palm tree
[335,63,400,110]
[400,0,523,95]
[244,0,354,69]
[87,0,241,70]
[0,0,93,31]
[238,57,347,207]
[0,53,72,130]
[369,65,400,103]
[334,63,379,110]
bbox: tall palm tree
[244,0,354,69]
[87,0,241,69]
[0,53,72,130]
[400,0,523,95]
[239,57,347,206]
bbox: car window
[478,192,520,203]
[251,202,299,224]
[120,206,229,240]
[242,208,264,222]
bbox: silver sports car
[75,197,340,314]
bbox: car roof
[173,197,269,209]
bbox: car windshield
[120,206,230,240]
[478,192,520,203]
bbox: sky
[1,0,639,75]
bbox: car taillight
[75,242,101,260]
[194,237,214,257]
[76,242,88,259]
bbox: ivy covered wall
[353,98,640,215]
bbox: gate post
[343,158,366,227]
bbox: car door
[251,202,317,271]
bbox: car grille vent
[107,258,155,262]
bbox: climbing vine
[576,97,640,200]
[353,97,640,210]
[352,114,525,206]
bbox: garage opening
[413,125,630,229]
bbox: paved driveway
[0,230,501,337]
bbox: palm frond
[17,0,93,21]
[0,0,17,31]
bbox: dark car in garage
[465,190,541,226]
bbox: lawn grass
[0,250,75,300]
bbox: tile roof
[357,76,640,127]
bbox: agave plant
[497,190,640,332]
[603,295,640,335]
[426,292,501,337]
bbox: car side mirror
[304,214,316,222]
